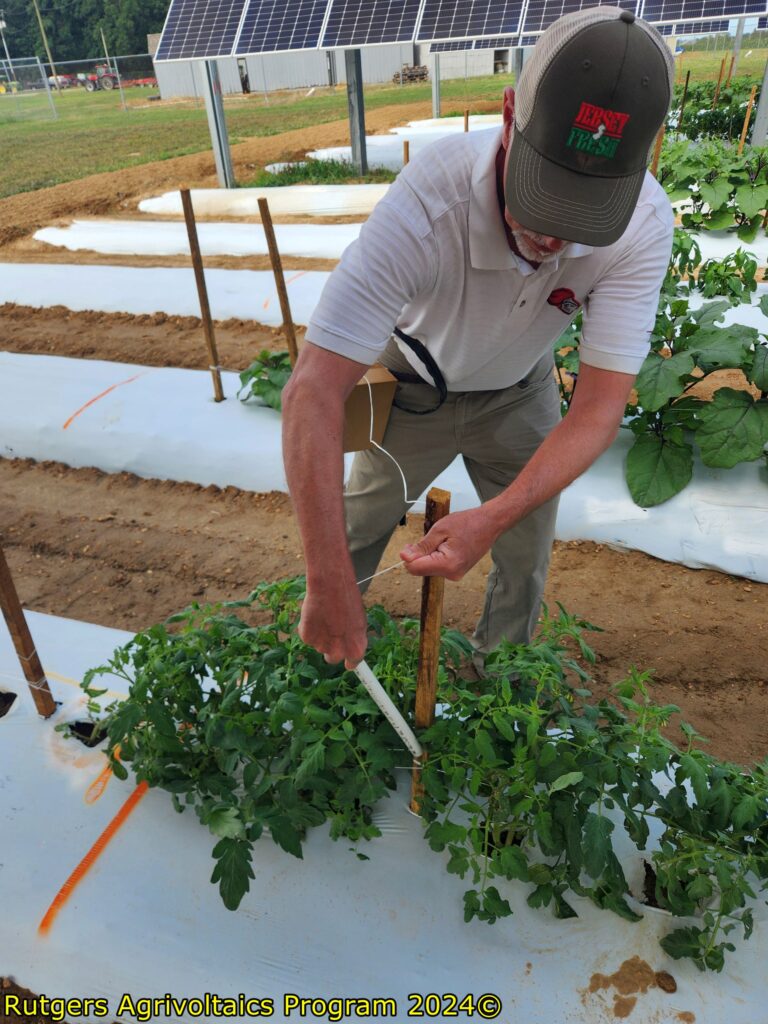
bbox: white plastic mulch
[0,351,766,584]
[0,263,330,325]
[34,220,361,260]
[138,182,390,218]
[1,609,766,1023]
[309,115,502,170]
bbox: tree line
[2,0,169,62]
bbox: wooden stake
[678,70,691,136]
[650,124,665,179]
[258,197,299,368]
[464,108,469,132]
[180,189,224,402]
[712,57,726,109]
[403,139,410,165]
[738,85,757,155]
[726,53,735,88]
[0,541,56,717]
[410,487,451,813]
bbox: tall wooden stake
[0,542,56,717]
[678,70,691,136]
[712,57,726,109]
[726,53,735,89]
[258,197,299,368]
[403,139,410,165]
[464,107,469,132]
[180,189,224,402]
[650,124,665,179]
[410,487,451,813]
[738,85,757,155]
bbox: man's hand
[399,507,502,581]
[298,577,369,669]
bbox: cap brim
[505,130,646,247]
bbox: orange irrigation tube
[38,779,148,937]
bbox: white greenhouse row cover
[0,263,330,325]
[0,352,766,583]
[138,182,389,218]
[1,610,765,1023]
[35,219,361,260]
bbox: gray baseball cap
[505,5,674,246]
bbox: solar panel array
[155,0,768,61]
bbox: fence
[0,56,56,122]
[42,53,158,111]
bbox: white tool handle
[354,659,423,759]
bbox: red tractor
[83,64,119,92]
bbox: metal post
[31,0,59,93]
[37,55,57,120]
[0,13,15,81]
[345,48,367,175]
[751,58,768,148]
[260,57,269,104]
[432,52,441,118]
[200,60,235,188]
[514,46,524,85]
[100,27,126,112]
[730,17,745,83]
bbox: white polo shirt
[306,127,673,390]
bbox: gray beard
[512,229,561,265]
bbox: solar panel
[417,0,525,42]
[760,12,768,23]
[474,35,519,47]
[321,0,424,47]
[430,40,474,51]
[234,0,330,54]
[156,0,249,60]
[641,0,766,23]
[522,0,638,35]
[675,18,730,32]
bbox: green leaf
[499,845,529,882]
[679,754,708,805]
[699,179,731,211]
[735,184,768,220]
[688,327,756,369]
[751,345,768,392]
[635,352,695,412]
[660,925,704,963]
[733,794,760,830]
[491,711,517,743]
[210,837,254,911]
[737,216,762,244]
[702,208,736,231]
[294,740,325,786]
[626,433,694,507]
[268,817,304,859]
[583,813,614,879]
[463,889,481,922]
[696,389,768,468]
[474,728,497,764]
[207,806,245,839]
[550,771,584,792]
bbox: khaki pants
[345,339,562,658]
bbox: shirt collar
[468,126,594,272]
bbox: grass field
[0,48,765,200]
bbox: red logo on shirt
[547,288,581,316]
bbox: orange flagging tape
[262,270,307,311]
[38,780,148,937]
[62,372,147,430]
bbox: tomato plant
[237,350,292,412]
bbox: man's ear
[502,86,515,149]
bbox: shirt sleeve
[579,195,674,376]
[305,175,439,366]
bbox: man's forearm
[282,376,355,585]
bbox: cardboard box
[343,364,397,453]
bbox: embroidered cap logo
[566,101,631,159]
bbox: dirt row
[1,456,766,765]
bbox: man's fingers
[400,525,445,563]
